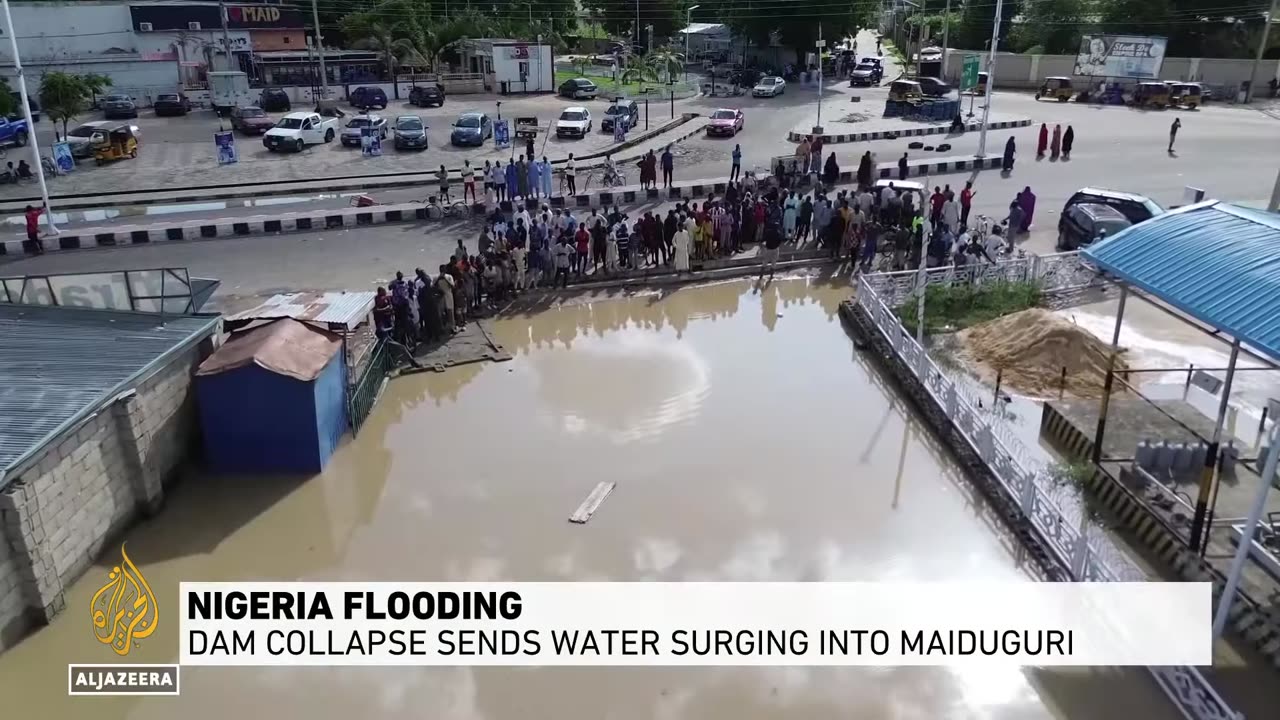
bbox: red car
[706,108,744,136]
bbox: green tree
[699,0,876,65]
[0,77,16,118]
[80,73,113,109]
[1008,0,1086,54]
[646,47,685,82]
[343,12,423,85]
[38,72,96,137]
[953,0,1021,51]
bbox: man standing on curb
[661,145,674,188]
[731,144,742,181]
[24,203,45,255]
[566,153,577,194]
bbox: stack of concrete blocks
[0,348,201,651]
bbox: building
[0,276,219,651]
[0,1,306,102]
[677,23,733,62]
[457,39,554,93]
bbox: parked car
[229,106,275,135]
[349,86,388,110]
[601,99,638,133]
[1057,203,1132,250]
[558,78,598,100]
[409,84,445,107]
[450,112,492,146]
[8,92,39,122]
[153,92,192,116]
[393,115,428,150]
[263,111,339,152]
[63,120,141,157]
[555,107,592,138]
[705,108,744,136]
[752,76,786,97]
[0,116,29,147]
[341,114,388,146]
[917,76,951,97]
[1060,187,1165,228]
[259,88,291,112]
[101,94,138,119]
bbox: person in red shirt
[960,181,975,229]
[24,204,45,255]
[929,187,945,223]
[574,225,590,275]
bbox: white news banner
[179,581,1212,667]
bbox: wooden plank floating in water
[569,482,616,524]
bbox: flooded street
[2,276,1181,719]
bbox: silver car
[340,114,387,146]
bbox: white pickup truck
[262,112,339,152]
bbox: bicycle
[426,194,470,220]
[584,167,626,192]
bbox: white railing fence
[853,252,1243,720]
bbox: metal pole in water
[1212,422,1280,639]
[1,0,59,234]
[1191,340,1241,550]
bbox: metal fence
[347,338,391,435]
[854,251,1244,720]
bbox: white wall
[0,2,137,63]
[493,45,553,93]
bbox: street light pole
[1,0,59,235]
[815,25,826,134]
[311,0,329,100]
[1246,0,1277,103]
[685,5,700,83]
[976,0,1004,159]
[942,0,951,75]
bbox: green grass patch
[898,281,1042,336]
[553,69,680,98]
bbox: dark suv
[918,77,951,97]
[409,84,445,107]
[601,99,638,133]
[259,88,291,112]
[1057,203,1132,250]
[350,86,388,110]
[153,92,192,116]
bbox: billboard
[1073,35,1167,79]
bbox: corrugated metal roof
[197,319,342,382]
[0,305,218,480]
[223,291,374,329]
[1082,201,1280,362]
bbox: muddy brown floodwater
[0,275,1192,719]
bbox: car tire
[14,130,27,146]
[294,139,305,153]
[324,129,335,143]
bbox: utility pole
[815,25,826,133]
[219,2,233,71]
[311,0,329,100]
[1246,0,1277,103]
[1,0,58,235]
[942,0,951,76]
[635,0,640,51]
[685,5,700,83]
[976,0,1004,158]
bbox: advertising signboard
[1073,35,1167,79]
[215,131,237,165]
[52,142,75,173]
[494,119,511,149]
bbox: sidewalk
[2,152,1003,257]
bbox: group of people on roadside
[1034,123,1076,160]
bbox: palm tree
[619,55,657,88]
[645,48,685,84]
[346,18,422,96]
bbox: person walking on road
[1037,123,1048,159]
[24,203,45,255]
[1018,186,1036,233]
[1002,136,1016,172]
[898,152,909,181]
[857,151,873,189]
[731,144,742,181]
[661,145,674,188]
[960,181,975,229]
[1050,124,1062,160]
[822,152,839,189]
[1061,127,1074,159]
[565,153,577,194]
[1168,118,1181,153]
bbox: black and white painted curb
[788,117,1031,144]
[2,154,1003,256]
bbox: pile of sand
[957,308,1128,398]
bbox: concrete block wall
[0,347,201,653]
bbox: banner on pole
[494,120,511,149]
[51,142,75,173]
[214,131,237,165]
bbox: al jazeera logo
[68,544,180,696]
